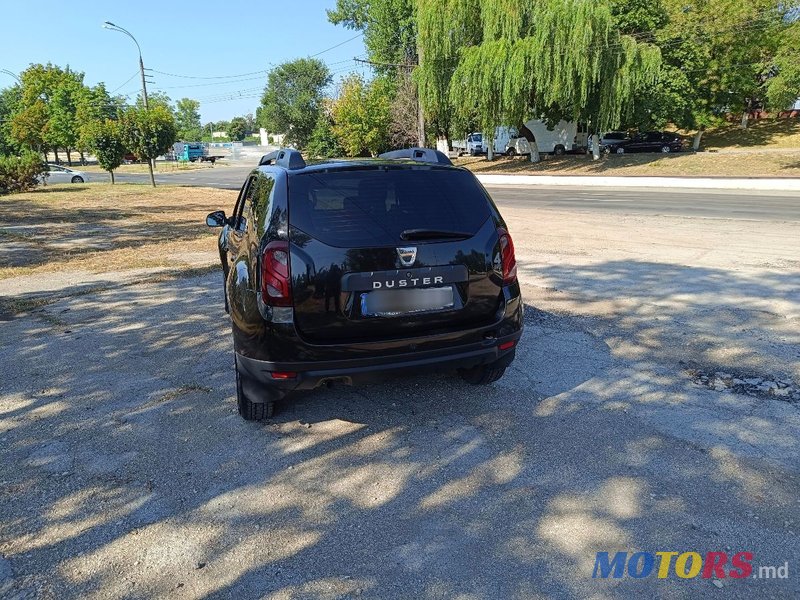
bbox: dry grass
[0,184,236,280]
[456,150,800,177]
[699,118,800,150]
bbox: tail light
[261,241,292,306]
[497,228,517,284]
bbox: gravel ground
[1,197,799,599]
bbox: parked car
[41,164,87,184]
[589,131,630,152]
[206,147,523,420]
[602,132,684,154]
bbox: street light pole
[0,69,21,84]
[103,21,157,185]
[102,22,148,110]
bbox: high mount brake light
[261,241,292,306]
[497,228,517,285]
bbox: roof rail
[378,147,453,166]
[258,148,307,169]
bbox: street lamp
[102,21,149,109]
[0,69,21,84]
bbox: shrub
[0,152,44,195]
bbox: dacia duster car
[206,148,523,420]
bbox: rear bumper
[236,332,520,402]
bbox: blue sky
[0,0,367,122]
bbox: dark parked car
[603,131,684,154]
[206,148,523,420]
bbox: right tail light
[497,227,517,285]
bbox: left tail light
[261,241,292,306]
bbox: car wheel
[554,144,566,155]
[458,362,507,385]
[236,363,275,421]
[661,145,672,153]
[506,147,516,157]
[71,176,84,183]
[615,147,625,154]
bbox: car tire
[506,147,516,157]
[236,365,275,420]
[554,144,566,156]
[615,147,625,154]
[71,176,84,183]
[458,362,507,385]
[661,145,671,153]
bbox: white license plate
[361,287,454,316]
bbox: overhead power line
[309,32,364,57]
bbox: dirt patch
[0,184,235,280]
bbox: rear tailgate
[287,166,505,344]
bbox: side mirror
[206,210,227,227]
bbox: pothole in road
[686,368,799,403]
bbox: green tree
[307,101,345,157]
[328,0,417,73]
[0,85,22,156]
[331,74,392,156]
[10,100,50,159]
[83,119,126,184]
[643,0,794,147]
[766,19,800,116]
[175,98,202,141]
[258,58,331,148]
[416,0,662,161]
[16,63,87,163]
[228,116,247,141]
[120,105,177,187]
[48,76,83,165]
[76,83,119,163]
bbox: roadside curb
[475,174,800,191]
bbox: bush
[0,153,44,195]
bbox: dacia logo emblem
[396,247,417,267]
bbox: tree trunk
[66,149,72,166]
[147,160,156,187]
[487,140,494,161]
[110,170,115,184]
[529,139,541,163]
[740,111,749,129]
[692,129,704,151]
[591,134,601,160]
[53,149,60,164]
[79,151,86,165]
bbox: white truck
[452,132,486,156]
[454,121,586,157]
[504,120,582,156]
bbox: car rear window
[288,167,491,247]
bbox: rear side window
[288,168,491,247]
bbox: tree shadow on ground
[0,270,798,598]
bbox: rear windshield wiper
[400,228,472,241]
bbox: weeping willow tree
[416,0,661,160]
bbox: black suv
[603,131,684,154]
[206,148,523,420]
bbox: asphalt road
[108,165,800,221]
